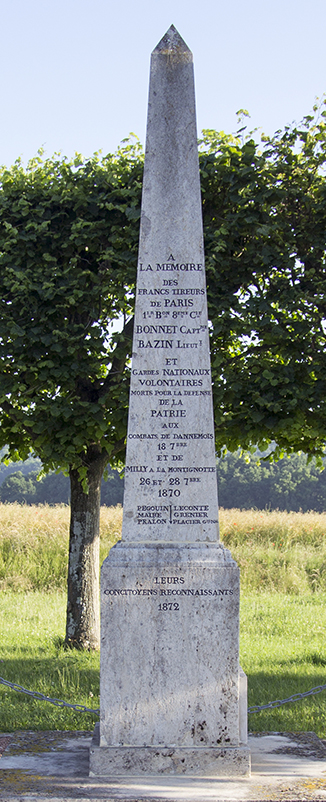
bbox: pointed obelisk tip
[153,24,191,55]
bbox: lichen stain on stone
[71,521,82,537]
[303,778,326,790]
[160,51,193,66]
[0,769,43,792]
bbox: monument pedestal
[89,542,250,777]
[90,731,250,777]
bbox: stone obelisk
[90,25,250,777]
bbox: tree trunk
[65,449,107,649]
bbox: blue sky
[1,0,326,166]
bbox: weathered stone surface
[90,722,250,777]
[90,25,249,778]
[121,24,218,545]
[99,544,240,747]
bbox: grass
[241,592,326,737]
[0,503,123,591]
[0,592,99,732]
[220,507,326,594]
[0,590,325,735]
[0,504,325,734]
[1,504,326,593]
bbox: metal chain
[1,674,326,717]
[0,676,99,715]
[248,682,326,714]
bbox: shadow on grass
[2,659,325,705]
[248,669,326,700]
[0,655,99,690]
[2,660,325,708]
[258,652,326,669]
[277,653,326,667]
[247,668,326,736]
[2,659,326,735]
[0,655,99,732]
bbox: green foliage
[0,466,123,505]
[3,449,326,512]
[2,104,326,472]
[218,451,326,512]
[0,143,143,476]
[0,471,40,503]
[200,101,326,457]
[0,447,42,482]
[100,468,124,506]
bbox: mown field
[0,503,325,735]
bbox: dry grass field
[0,503,325,593]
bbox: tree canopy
[1,104,326,469]
[0,140,144,647]
[0,141,143,479]
[0,465,123,506]
[1,103,326,645]
[216,450,326,512]
[201,103,326,458]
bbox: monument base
[90,543,250,778]
[89,723,251,777]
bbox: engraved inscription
[104,582,233,600]
[121,251,219,542]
